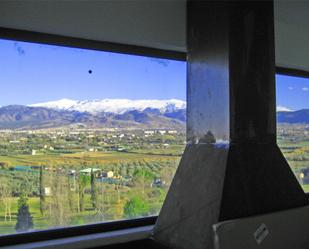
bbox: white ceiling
[0,0,187,52]
[0,0,308,72]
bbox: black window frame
[0,216,157,246]
[277,67,309,79]
[0,27,187,61]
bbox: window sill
[2,225,154,249]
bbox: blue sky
[276,74,309,110]
[0,38,308,110]
[0,39,186,106]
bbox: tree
[0,178,12,221]
[15,194,33,232]
[50,173,70,226]
[39,166,45,215]
[0,161,9,169]
[160,165,176,189]
[120,164,127,178]
[67,175,75,212]
[90,169,98,210]
[124,196,150,219]
[96,184,105,221]
[77,174,88,212]
[133,168,155,194]
[112,198,126,220]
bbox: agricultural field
[0,128,185,235]
[1,123,307,236]
[277,123,309,191]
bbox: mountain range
[277,109,309,124]
[0,99,186,130]
[29,98,186,114]
[0,98,307,130]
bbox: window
[276,74,309,192]
[0,38,186,235]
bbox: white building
[167,130,177,134]
[144,130,155,135]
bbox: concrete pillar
[153,2,308,249]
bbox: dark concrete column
[153,2,308,249]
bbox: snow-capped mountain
[276,105,293,112]
[0,100,308,130]
[29,98,186,114]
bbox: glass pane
[0,39,186,235]
[276,74,309,192]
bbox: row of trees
[0,178,34,232]
[0,158,179,233]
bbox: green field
[277,124,309,191]
[0,128,185,235]
[0,123,308,236]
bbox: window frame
[277,67,309,79]
[0,27,186,61]
[0,217,156,246]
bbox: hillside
[277,109,309,124]
[0,104,186,130]
[1,99,308,130]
